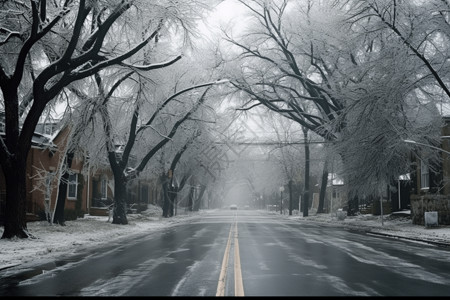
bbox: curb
[296,217,450,249]
[365,231,450,248]
[0,264,20,272]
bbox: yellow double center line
[216,218,244,296]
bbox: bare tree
[161,130,200,217]
[0,0,214,238]
[219,0,447,214]
[266,113,303,215]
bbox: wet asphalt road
[1,209,450,296]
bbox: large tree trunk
[53,152,75,225]
[302,127,310,217]
[108,159,128,224]
[1,157,30,239]
[317,159,328,214]
[1,86,38,239]
[105,119,128,225]
[112,179,128,224]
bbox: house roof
[328,173,344,186]
[0,112,60,150]
[31,131,57,149]
[0,131,57,149]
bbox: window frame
[100,178,108,200]
[67,172,78,199]
[420,160,430,190]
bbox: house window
[44,123,53,135]
[101,178,107,200]
[67,173,78,199]
[420,160,429,190]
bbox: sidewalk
[289,210,450,248]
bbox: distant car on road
[230,204,238,210]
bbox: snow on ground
[293,210,450,246]
[1,206,450,272]
[0,205,198,271]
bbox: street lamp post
[279,186,284,215]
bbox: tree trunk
[174,193,178,216]
[337,150,358,215]
[105,142,128,224]
[188,185,195,211]
[53,152,75,225]
[1,157,30,239]
[161,172,179,218]
[193,184,206,211]
[288,179,293,215]
[317,159,328,214]
[347,195,359,216]
[108,163,128,225]
[168,187,176,217]
[303,127,310,217]
[161,175,170,218]
[1,86,36,239]
[112,179,128,224]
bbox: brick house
[409,116,450,225]
[0,116,162,224]
[0,121,116,223]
